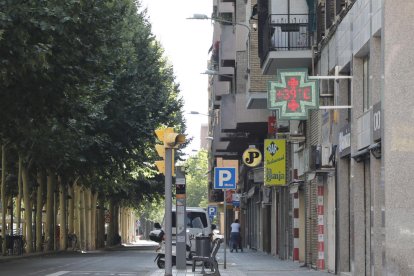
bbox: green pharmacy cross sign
[268,68,319,120]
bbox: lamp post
[202,69,236,107]
[189,111,210,117]
[188,13,251,81]
[187,14,251,32]
[188,12,251,63]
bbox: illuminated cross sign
[267,68,319,120]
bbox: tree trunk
[59,177,67,250]
[68,183,74,235]
[16,156,22,235]
[122,208,126,243]
[91,191,98,250]
[114,204,119,244]
[53,182,58,251]
[36,170,45,252]
[1,145,6,255]
[79,187,85,251]
[84,188,90,250]
[107,199,115,246]
[22,163,33,253]
[8,197,13,236]
[96,193,105,248]
[46,170,55,251]
[74,184,80,250]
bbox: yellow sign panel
[242,147,262,167]
[264,139,286,186]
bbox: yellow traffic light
[154,127,185,176]
[155,127,186,149]
[155,160,165,174]
[154,144,175,176]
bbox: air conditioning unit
[289,120,304,136]
[321,144,332,167]
[305,146,318,171]
[261,187,272,208]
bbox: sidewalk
[148,245,330,276]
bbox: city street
[0,245,157,276]
[0,240,329,276]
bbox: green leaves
[0,0,186,206]
[182,150,209,207]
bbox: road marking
[45,272,70,276]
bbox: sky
[138,0,213,157]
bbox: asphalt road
[0,247,159,276]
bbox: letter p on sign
[214,167,236,189]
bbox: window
[171,211,208,228]
[363,56,370,111]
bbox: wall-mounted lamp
[187,14,251,32]
[369,142,381,159]
[201,70,233,80]
[189,111,216,118]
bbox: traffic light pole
[224,194,227,269]
[154,127,185,276]
[164,148,173,276]
[175,167,187,270]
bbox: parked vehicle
[168,207,214,253]
[149,222,195,269]
[149,207,217,268]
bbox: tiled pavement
[148,246,330,276]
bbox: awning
[351,148,370,162]
[289,179,304,194]
[369,142,381,159]
[290,185,299,194]
[247,187,256,198]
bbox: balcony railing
[260,13,311,65]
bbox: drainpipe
[335,164,339,274]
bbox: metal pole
[164,148,173,276]
[175,167,186,270]
[54,190,56,251]
[224,194,227,269]
[10,201,13,254]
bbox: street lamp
[187,14,251,32]
[189,111,211,117]
[201,69,220,76]
[201,69,234,87]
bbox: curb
[0,249,70,263]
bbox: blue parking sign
[214,167,236,189]
[208,206,217,218]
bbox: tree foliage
[0,0,186,208]
[182,150,209,207]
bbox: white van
[163,207,215,251]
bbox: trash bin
[195,236,210,257]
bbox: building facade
[207,0,414,275]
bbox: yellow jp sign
[242,147,262,167]
[264,139,286,186]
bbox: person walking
[230,219,240,253]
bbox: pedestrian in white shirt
[230,219,241,252]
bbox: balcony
[210,94,268,157]
[212,75,231,100]
[259,14,312,75]
[214,0,234,14]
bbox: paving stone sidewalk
[148,246,330,276]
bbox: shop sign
[339,124,351,158]
[232,193,240,207]
[268,116,277,135]
[373,102,381,142]
[268,68,319,120]
[242,147,262,167]
[264,139,286,186]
